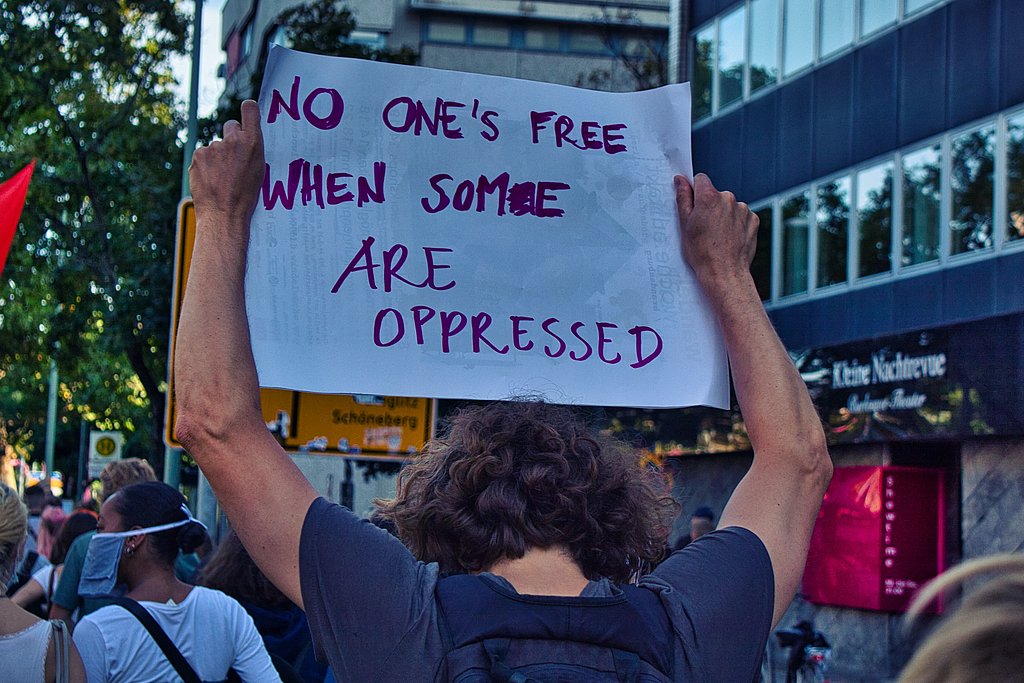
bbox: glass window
[749,0,779,93]
[860,0,896,37]
[427,20,467,43]
[524,28,561,51]
[783,0,814,76]
[819,0,855,58]
[692,27,715,120]
[752,206,774,300]
[950,126,995,255]
[817,177,850,287]
[473,24,511,47]
[782,191,810,296]
[717,6,746,109]
[567,31,610,54]
[901,145,942,266]
[857,161,894,277]
[1007,113,1024,244]
[905,0,941,15]
[241,20,254,59]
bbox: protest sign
[246,45,728,408]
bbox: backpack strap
[112,597,202,683]
[49,619,70,683]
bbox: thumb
[674,175,695,222]
[240,100,262,140]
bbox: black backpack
[434,574,675,682]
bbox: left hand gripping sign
[246,45,728,409]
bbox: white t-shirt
[73,586,282,683]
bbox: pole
[77,419,88,501]
[167,0,204,488]
[181,0,203,199]
[44,357,58,477]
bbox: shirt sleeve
[643,526,774,682]
[300,497,441,682]
[225,596,283,683]
[52,533,90,610]
[72,616,110,683]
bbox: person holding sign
[175,100,832,681]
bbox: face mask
[79,505,205,598]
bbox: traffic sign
[163,199,434,456]
[88,430,124,478]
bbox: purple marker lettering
[331,236,380,292]
[382,243,412,292]
[535,182,569,218]
[382,97,414,133]
[508,182,536,217]
[302,87,344,130]
[453,180,474,211]
[568,322,593,361]
[300,162,325,208]
[412,305,437,344]
[356,162,387,206]
[476,173,509,215]
[530,111,556,144]
[580,121,603,150]
[421,174,452,213]
[603,124,628,154]
[373,308,404,347]
[480,110,500,141]
[542,317,566,358]
[439,99,465,139]
[471,313,509,354]
[595,322,621,364]
[423,247,456,290]
[267,76,301,124]
[511,316,535,351]
[440,311,467,353]
[628,325,663,368]
[261,159,304,210]
[327,172,354,205]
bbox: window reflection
[693,27,714,120]
[783,191,810,295]
[427,20,466,43]
[717,6,746,109]
[817,178,850,287]
[749,0,779,93]
[1007,114,1024,243]
[525,28,561,50]
[860,0,896,37]
[752,206,774,300]
[783,0,814,76]
[857,162,894,277]
[474,24,510,48]
[902,145,942,266]
[950,127,995,255]
[820,0,855,58]
[905,0,941,15]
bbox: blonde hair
[899,554,1024,683]
[99,458,156,501]
[0,483,28,586]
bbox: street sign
[163,199,435,456]
[88,430,124,478]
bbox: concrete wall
[961,437,1024,558]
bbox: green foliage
[0,0,188,478]
[199,0,417,143]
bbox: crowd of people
[1,97,1022,683]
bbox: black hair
[110,481,206,565]
[50,511,97,564]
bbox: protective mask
[79,505,205,598]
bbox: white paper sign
[247,46,728,409]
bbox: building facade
[682,0,1024,678]
[218,0,671,102]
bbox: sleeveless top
[0,619,51,682]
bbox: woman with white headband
[71,481,281,682]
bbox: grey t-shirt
[300,497,774,682]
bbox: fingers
[241,99,260,130]
[674,175,694,221]
[223,119,241,138]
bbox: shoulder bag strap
[49,619,70,683]
[111,597,202,683]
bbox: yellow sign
[95,437,117,457]
[163,200,434,456]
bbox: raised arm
[676,174,832,626]
[174,100,317,607]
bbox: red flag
[0,160,36,275]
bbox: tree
[575,9,669,93]
[0,1,188,478]
[199,0,417,142]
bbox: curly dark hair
[375,401,677,583]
